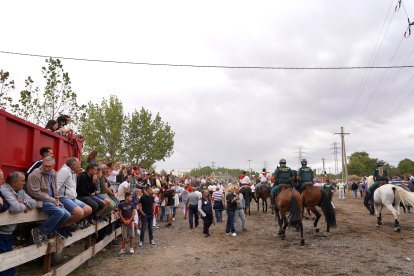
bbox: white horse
[365,175,374,188]
[374,184,414,232]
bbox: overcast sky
[2,0,414,174]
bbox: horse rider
[297,159,313,194]
[323,179,335,201]
[239,171,251,188]
[255,168,268,190]
[364,160,388,214]
[270,159,293,210]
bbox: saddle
[301,182,314,192]
[275,184,291,198]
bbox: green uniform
[298,166,313,193]
[271,166,293,200]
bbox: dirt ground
[77,193,414,276]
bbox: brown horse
[301,185,336,236]
[255,185,270,212]
[274,185,305,245]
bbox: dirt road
[79,195,414,276]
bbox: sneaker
[129,248,135,254]
[31,228,44,247]
[173,218,175,221]
[232,233,237,237]
[119,249,126,255]
[226,233,230,236]
[153,225,159,229]
[150,240,156,245]
[139,241,143,246]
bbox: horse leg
[375,204,382,226]
[275,210,283,237]
[281,215,289,240]
[309,206,321,233]
[257,198,260,211]
[385,204,400,232]
[299,222,305,246]
[264,197,268,212]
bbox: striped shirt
[212,191,223,202]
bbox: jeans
[78,196,105,215]
[0,234,15,276]
[173,206,177,218]
[215,209,223,222]
[41,201,71,235]
[352,190,357,198]
[234,209,247,231]
[140,214,154,242]
[182,201,187,215]
[188,205,199,228]
[226,210,236,233]
[160,206,165,222]
[202,213,213,234]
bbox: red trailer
[0,109,83,177]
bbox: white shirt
[108,170,119,183]
[201,179,207,185]
[195,190,202,199]
[240,176,251,185]
[57,164,77,199]
[118,181,130,197]
[260,172,268,182]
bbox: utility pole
[334,127,350,184]
[294,145,306,170]
[247,160,252,177]
[211,161,216,170]
[330,142,339,176]
[322,157,326,183]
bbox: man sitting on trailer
[57,157,93,235]
[27,156,71,246]
[0,171,37,276]
[26,146,54,178]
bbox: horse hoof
[315,228,319,233]
[394,227,401,232]
[323,232,329,237]
[300,240,305,246]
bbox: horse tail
[288,190,302,228]
[320,189,336,228]
[394,186,414,207]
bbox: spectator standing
[173,189,179,221]
[86,151,98,166]
[226,185,238,237]
[57,158,93,234]
[181,186,190,215]
[0,172,37,276]
[163,185,174,227]
[198,189,214,237]
[212,186,224,222]
[234,186,247,231]
[27,156,71,246]
[138,187,156,246]
[361,181,367,198]
[337,180,346,200]
[351,182,358,199]
[117,175,131,199]
[187,188,199,229]
[118,192,136,254]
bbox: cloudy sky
[2,0,414,174]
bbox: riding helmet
[301,159,307,166]
[279,158,286,165]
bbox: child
[118,192,137,254]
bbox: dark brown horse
[274,185,305,245]
[240,186,253,215]
[255,184,270,212]
[301,185,336,236]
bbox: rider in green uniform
[323,179,334,201]
[364,160,388,214]
[297,159,313,194]
[270,159,293,210]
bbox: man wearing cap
[270,159,293,210]
[297,159,314,194]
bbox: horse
[368,184,414,232]
[301,185,336,236]
[255,184,270,212]
[366,175,374,188]
[273,185,305,245]
[240,185,253,215]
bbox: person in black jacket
[198,190,213,237]
[77,164,109,222]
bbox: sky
[2,0,414,174]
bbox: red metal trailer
[0,109,83,177]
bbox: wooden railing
[0,209,120,276]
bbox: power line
[2,50,414,70]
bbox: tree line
[0,58,175,168]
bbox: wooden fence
[0,209,120,276]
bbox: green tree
[81,95,125,161]
[0,70,16,110]
[126,107,175,168]
[13,58,86,127]
[347,151,377,176]
[397,158,414,175]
